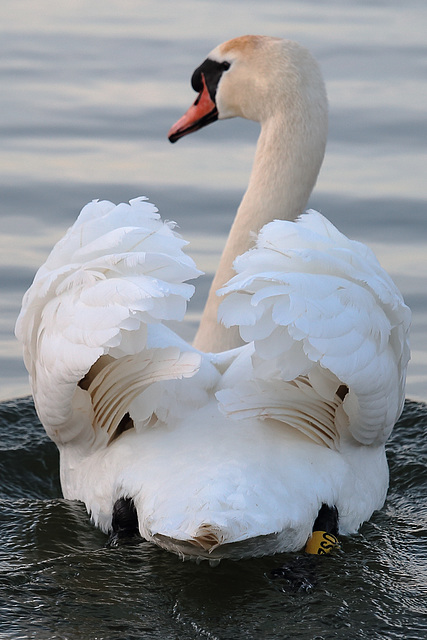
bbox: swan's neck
[193,108,326,353]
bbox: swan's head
[168,35,327,142]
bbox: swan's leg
[270,505,339,592]
[304,504,339,554]
[106,497,142,546]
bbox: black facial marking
[191,58,231,102]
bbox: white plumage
[218,211,409,446]
[16,36,410,561]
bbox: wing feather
[15,197,202,443]
[88,347,200,440]
[218,210,411,446]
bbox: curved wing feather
[218,210,411,446]
[15,197,202,443]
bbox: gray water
[1,397,426,639]
[1,1,426,638]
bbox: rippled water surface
[1,397,426,639]
[1,0,426,638]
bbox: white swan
[16,36,410,561]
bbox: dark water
[1,397,426,640]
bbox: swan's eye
[222,61,231,71]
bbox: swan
[15,35,410,561]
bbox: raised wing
[15,197,202,444]
[217,210,411,447]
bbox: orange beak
[168,74,218,143]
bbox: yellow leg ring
[305,530,339,555]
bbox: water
[1,1,426,637]
[1,0,426,402]
[1,397,426,639]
